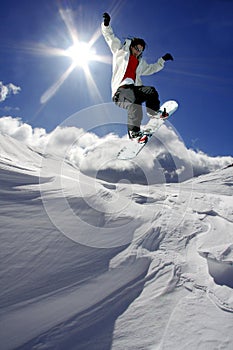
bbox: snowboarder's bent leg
[135,86,160,116]
[113,85,143,132]
[127,103,142,132]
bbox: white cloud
[0,116,47,149]
[0,106,20,112]
[0,116,232,184]
[0,81,21,102]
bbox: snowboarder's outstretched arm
[137,52,173,77]
[101,13,122,54]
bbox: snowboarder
[101,12,174,140]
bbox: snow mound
[0,131,233,349]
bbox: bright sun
[65,42,96,67]
[39,7,111,104]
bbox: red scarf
[122,55,139,82]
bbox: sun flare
[65,42,96,67]
[39,7,111,104]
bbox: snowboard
[117,100,178,160]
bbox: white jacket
[101,23,165,97]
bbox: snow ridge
[0,132,233,350]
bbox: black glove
[162,53,174,61]
[103,12,110,26]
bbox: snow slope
[0,131,233,350]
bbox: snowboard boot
[128,130,148,144]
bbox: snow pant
[113,85,160,132]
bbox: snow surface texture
[0,118,233,349]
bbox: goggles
[134,45,143,53]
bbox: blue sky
[0,0,232,157]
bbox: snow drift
[0,116,233,349]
